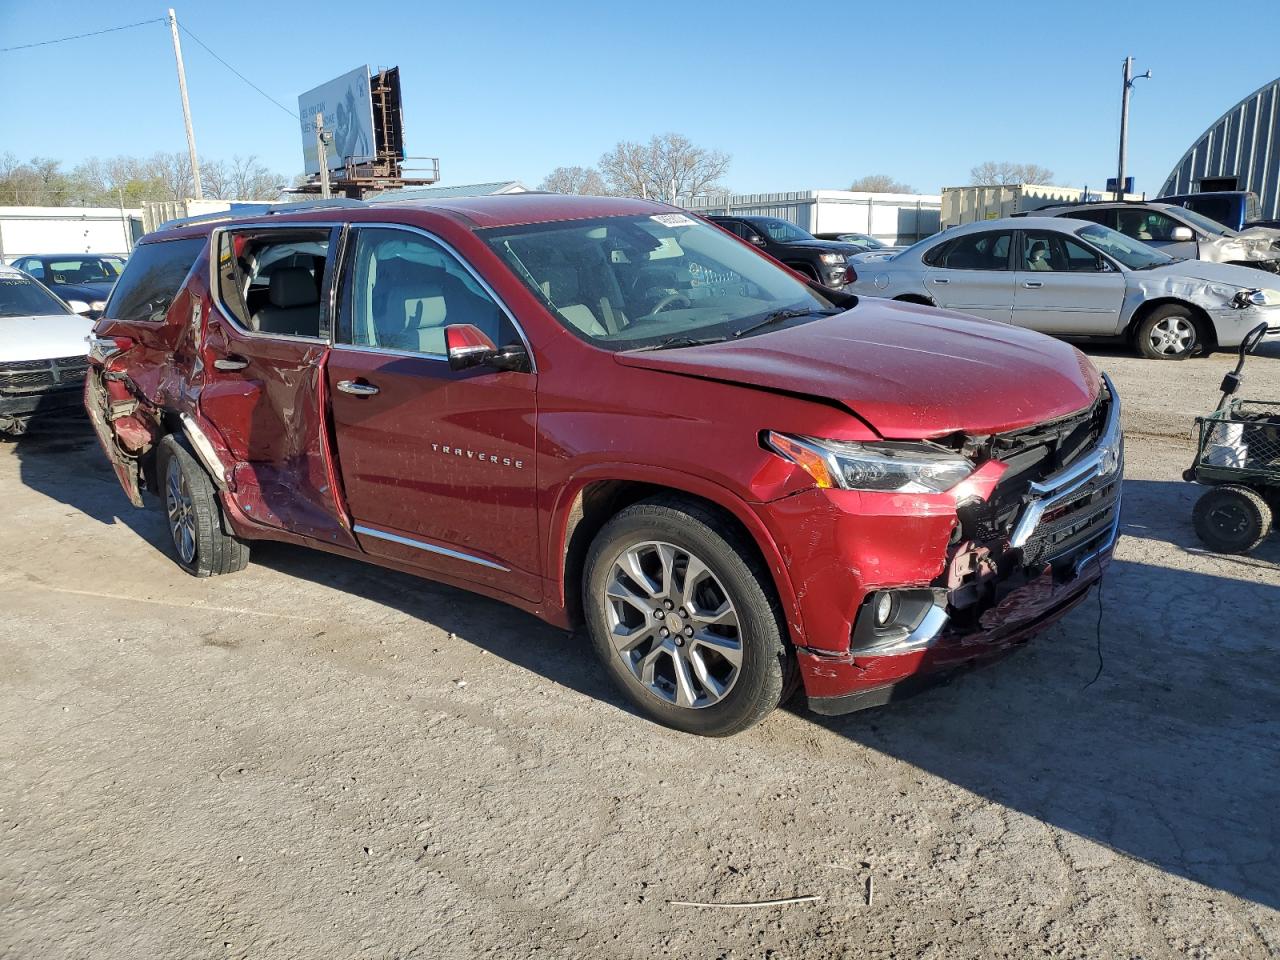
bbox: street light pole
[1116,55,1151,201]
[167,8,203,200]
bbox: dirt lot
[3,346,1279,959]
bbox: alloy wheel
[1148,315,1195,356]
[165,457,197,565]
[602,540,743,709]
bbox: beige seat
[1026,240,1053,271]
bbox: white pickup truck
[0,265,93,435]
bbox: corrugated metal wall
[684,192,818,231]
[1161,78,1280,219]
[681,191,941,243]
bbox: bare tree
[539,165,607,195]
[969,161,1056,186]
[848,174,915,193]
[598,133,730,202]
[149,151,195,200]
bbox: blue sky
[2,0,1278,197]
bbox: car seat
[1026,240,1052,271]
[253,267,320,337]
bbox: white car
[0,265,93,435]
[850,217,1280,359]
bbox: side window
[928,230,1012,270]
[215,229,332,338]
[1116,209,1178,242]
[1064,208,1114,228]
[18,259,44,280]
[337,227,515,357]
[104,237,205,322]
[1019,232,1103,273]
[1185,197,1231,228]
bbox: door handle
[930,277,949,284]
[336,379,380,397]
[1023,280,1044,288]
[213,356,249,371]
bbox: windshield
[481,213,838,349]
[44,257,126,283]
[0,274,72,317]
[1077,224,1174,270]
[753,217,814,243]
[1174,207,1236,237]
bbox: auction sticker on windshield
[651,213,696,228]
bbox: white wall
[808,191,942,243]
[0,207,141,262]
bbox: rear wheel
[158,435,249,577]
[1134,305,1201,360]
[583,498,790,736]
[1193,484,1272,554]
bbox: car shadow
[6,415,163,539]
[801,550,1280,910]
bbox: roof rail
[157,196,367,232]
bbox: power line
[0,17,164,54]
[178,23,298,120]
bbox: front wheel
[1134,305,1201,360]
[1193,484,1272,554]
[157,435,250,577]
[583,498,791,736]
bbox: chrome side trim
[353,523,510,572]
[1010,375,1123,549]
[330,341,446,363]
[179,413,229,490]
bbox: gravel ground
[2,345,1278,959]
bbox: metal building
[1161,77,1280,218]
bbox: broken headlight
[765,432,974,494]
[1234,288,1280,308]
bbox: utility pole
[315,113,333,199]
[167,8,203,199]
[1116,56,1151,201]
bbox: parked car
[1036,201,1280,273]
[1158,190,1261,232]
[0,265,93,435]
[10,253,126,319]
[850,216,1280,360]
[705,215,859,287]
[813,231,902,254]
[87,195,1121,735]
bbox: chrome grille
[0,355,89,395]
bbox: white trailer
[683,190,942,245]
[0,206,142,262]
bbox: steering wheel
[648,292,692,315]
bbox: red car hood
[614,300,1100,438]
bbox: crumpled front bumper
[764,376,1123,715]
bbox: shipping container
[681,190,941,245]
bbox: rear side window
[1063,208,1115,228]
[214,228,333,339]
[105,238,205,322]
[924,230,1012,270]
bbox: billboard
[298,66,375,175]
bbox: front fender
[543,462,808,647]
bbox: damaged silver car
[1040,201,1280,273]
[850,216,1280,360]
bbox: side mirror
[749,234,767,246]
[444,323,530,373]
[66,299,92,316]
[1171,225,1194,242]
[1096,258,1114,272]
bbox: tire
[1193,484,1272,554]
[583,497,791,737]
[1134,304,1202,360]
[157,435,250,577]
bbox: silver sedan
[849,216,1280,359]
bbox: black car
[9,254,126,319]
[705,216,859,287]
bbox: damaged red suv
[86,195,1122,736]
